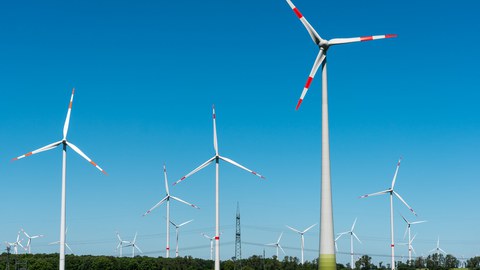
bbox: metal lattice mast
[234,202,242,270]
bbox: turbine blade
[279,244,286,255]
[135,245,143,253]
[213,105,218,155]
[410,220,427,225]
[65,243,73,253]
[12,140,62,161]
[359,189,390,198]
[295,50,326,110]
[67,142,107,175]
[219,155,265,179]
[329,34,397,46]
[391,157,402,189]
[393,191,417,216]
[170,195,200,209]
[411,245,417,255]
[285,0,322,45]
[178,219,194,227]
[403,225,408,240]
[142,196,168,216]
[351,218,357,231]
[173,157,215,185]
[163,164,170,195]
[277,232,283,243]
[353,232,361,244]
[286,225,301,234]
[63,88,75,139]
[201,233,211,239]
[303,223,317,233]
[439,248,447,255]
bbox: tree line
[1,253,480,270]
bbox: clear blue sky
[1,0,480,265]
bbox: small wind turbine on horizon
[285,0,397,269]
[336,218,361,269]
[12,89,106,270]
[429,237,447,256]
[201,233,215,260]
[398,234,418,261]
[169,219,193,258]
[359,158,417,270]
[286,223,317,264]
[174,105,265,270]
[5,231,25,255]
[115,232,130,257]
[21,228,44,254]
[265,232,286,259]
[143,164,199,258]
[49,227,73,254]
[401,214,426,261]
[124,232,142,258]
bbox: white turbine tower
[359,158,417,270]
[398,234,417,261]
[429,237,447,255]
[265,232,286,259]
[169,219,193,258]
[286,223,317,264]
[401,215,426,261]
[115,232,130,257]
[285,1,396,269]
[124,232,142,258]
[12,88,106,270]
[201,233,215,260]
[21,229,44,254]
[336,218,361,269]
[143,164,199,258]
[174,105,265,270]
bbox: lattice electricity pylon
[234,202,242,270]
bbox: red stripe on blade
[305,76,313,88]
[293,8,302,18]
[25,152,33,157]
[360,36,373,41]
[385,34,398,38]
[90,161,97,166]
[69,102,73,109]
[295,99,303,110]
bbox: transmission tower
[234,202,242,270]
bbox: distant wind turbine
[115,232,130,257]
[174,105,265,270]
[12,89,106,270]
[21,228,44,254]
[286,223,317,264]
[336,218,361,269]
[265,232,286,259]
[285,0,397,269]
[398,234,418,261]
[201,233,215,260]
[5,231,25,254]
[143,164,199,258]
[49,227,73,254]
[360,158,417,270]
[429,237,447,255]
[124,232,142,258]
[401,215,426,261]
[169,219,193,258]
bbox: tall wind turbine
[401,215,426,261]
[12,88,106,270]
[124,232,142,258]
[143,164,199,258]
[265,232,286,259]
[174,105,265,270]
[429,237,447,255]
[336,218,361,269]
[201,233,215,260]
[359,158,417,270]
[285,1,397,269]
[169,219,193,258]
[286,223,317,264]
[21,229,44,254]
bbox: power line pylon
[234,202,242,270]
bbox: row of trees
[1,253,479,270]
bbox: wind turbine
[169,219,193,258]
[336,218,361,269]
[115,232,130,257]
[12,88,106,270]
[398,234,417,262]
[21,229,44,254]
[286,223,317,264]
[401,215,426,261]
[173,105,265,270]
[265,232,286,259]
[143,164,199,258]
[125,232,142,258]
[49,227,73,254]
[6,232,25,254]
[429,237,447,255]
[201,233,215,260]
[359,158,417,270]
[285,1,397,269]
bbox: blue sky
[1,0,480,264]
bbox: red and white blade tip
[252,171,266,179]
[360,34,397,42]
